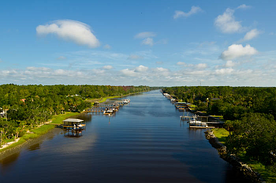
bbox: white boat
[189,116,211,128]
[103,108,115,115]
[123,99,130,104]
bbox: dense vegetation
[163,86,276,120]
[163,86,276,181]
[0,84,150,146]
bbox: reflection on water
[27,143,41,151]
[0,90,250,183]
[0,153,20,167]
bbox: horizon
[1,1,276,86]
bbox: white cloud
[57,56,66,60]
[177,62,186,66]
[225,60,235,67]
[121,68,137,77]
[104,44,111,49]
[215,68,234,75]
[237,4,251,10]
[36,20,100,48]
[128,54,143,60]
[102,65,113,70]
[240,29,260,42]
[154,67,169,72]
[196,63,207,69]
[214,8,244,33]
[121,65,148,77]
[142,38,154,46]
[220,44,258,60]
[173,6,202,19]
[134,32,156,39]
[135,65,148,72]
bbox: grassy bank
[0,112,78,153]
[86,93,136,105]
[212,128,229,144]
[212,128,276,182]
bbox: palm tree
[2,105,10,121]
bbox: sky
[1,0,276,86]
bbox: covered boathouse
[63,118,86,137]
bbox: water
[0,90,248,183]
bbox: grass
[0,112,79,152]
[248,162,276,183]
[86,95,122,106]
[51,112,78,124]
[209,115,224,120]
[212,128,229,144]
[97,96,121,103]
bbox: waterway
[0,90,249,183]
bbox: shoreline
[205,130,264,183]
[0,91,146,159]
[0,128,62,161]
[0,112,78,155]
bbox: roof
[63,118,84,123]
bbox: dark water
[0,90,249,183]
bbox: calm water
[0,90,248,183]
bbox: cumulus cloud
[154,67,169,72]
[225,60,235,67]
[102,65,113,70]
[173,6,202,19]
[104,44,111,49]
[134,65,148,72]
[237,4,251,9]
[134,32,156,39]
[214,8,244,33]
[121,65,149,77]
[240,29,260,42]
[121,68,137,77]
[142,38,154,46]
[36,20,100,48]
[215,68,234,75]
[220,44,258,60]
[128,54,143,60]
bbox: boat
[123,99,130,104]
[103,108,115,115]
[188,116,214,129]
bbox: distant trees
[163,86,276,166]
[163,86,276,120]
[0,84,150,146]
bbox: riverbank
[0,92,138,157]
[0,112,78,154]
[205,129,266,183]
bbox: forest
[0,84,150,145]
[163,86,276,175]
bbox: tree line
[163,86,276,167]
[0,84,150,145]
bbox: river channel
[0,90,249,183]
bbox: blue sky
[1,0,276,86]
